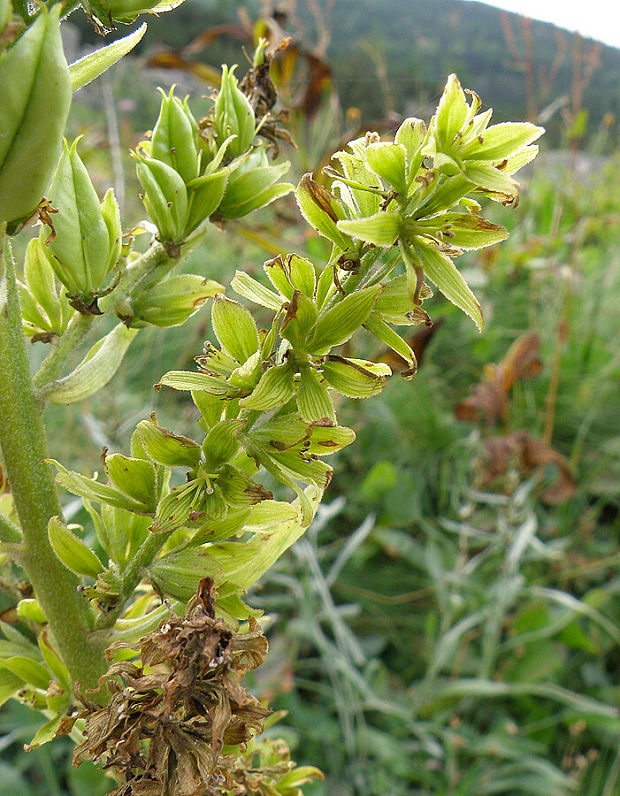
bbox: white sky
[462,1,620,50]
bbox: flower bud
[150,87,199,184]
[41,139,121,304]
[0,5,71,228]
[129,274,222,327]
[213,65,256,158]
[134,154,188,242]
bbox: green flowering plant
[0,1,541,791]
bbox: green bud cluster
[133,81,294,245]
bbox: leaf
[137,419,201,468]
[364,313,417,373]
[322,355,388,399]
[211,294,259,363]
[24,715,63,752]
[308,284,383,355]
[296,173,353,251]
[48,516,103,579]
[462,121,544,161]
[337,211,401,247]
[0,656,50,690]
[48,459,152,514]
[365,142,408,195]
[157,370,236,395]
[206,486,323,588]
[239,364,295,411]
[69,25,146,91]
[296,366,336,424]
[231,271,282,310]
[438,212,508,250]
[433,73,469,149]
[148,548,223,602]
[43,324,139,405]
[412,238,483,330]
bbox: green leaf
[306,424,356,455]
[157,370,236,395]
[436,212,508,249]
[48,516,103,579]
[0,669,23,707]
[211,294,259,363]
[464,162,518,200]
[296,173,353,251]
[202,419,246,466]
[104,453,158,509]
[48,459,152,514]
[132,274,222,328]
[413,237,484,331]
[1,656,50,690]
[374,274,432,324]
[137,419,201,468]
[462,121,544,161]
[43,324,138,405]
[296,366,336,424]
[433,73,469,149]
[239,364,295,411]
[364,313,417,373]
[217,465,272,507]
[185,168,228,232]
[24,715,63,752]
[69,24,146,91]
[322,355,389,399]
[231,270,282,310]
[149,483,200,535]
[308,284,383,355]
[287,254,317,298]
[280,290,318,349]
[366,142,408,195]
[337,211,401,247]
[220,181,293,219]
[206,486,322,587]
[218,161,290,216]
[264,255,295,299]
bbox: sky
[461,1,620,50]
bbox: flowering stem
[0,230,106,691]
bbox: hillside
[71,0,620,146]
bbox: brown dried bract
[73,578,270,795]
[455,332,542,425]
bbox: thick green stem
[98,240,170,315]
[33,311,95,391]
[0,232,106,690]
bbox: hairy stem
[0,231,106,690]
[33,311,95,391]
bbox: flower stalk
[0,229,106,690]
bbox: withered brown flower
[72,578,273,795]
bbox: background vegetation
[1,1,618,794]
